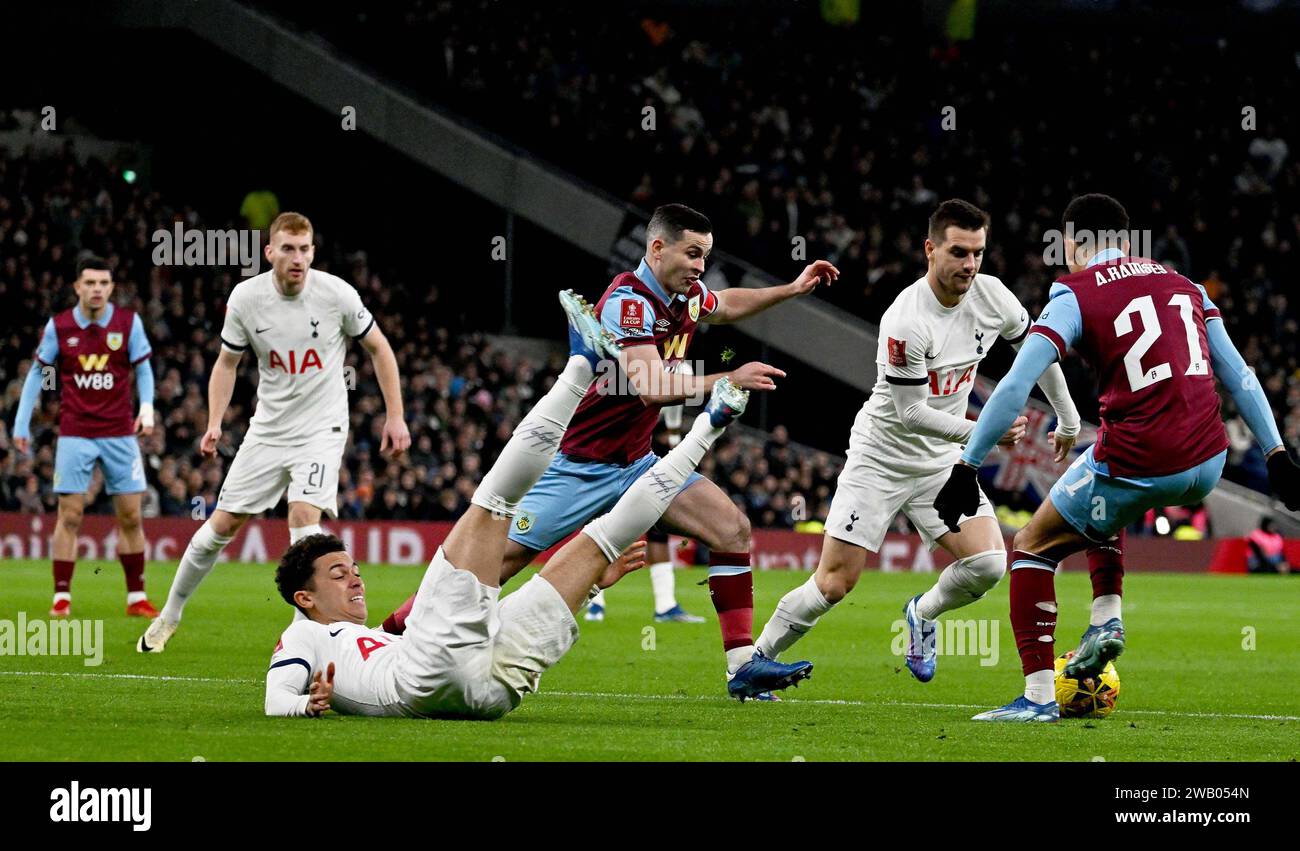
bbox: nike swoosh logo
[255,327,272,333]
[925,350,936,359]
[329,629,343,637]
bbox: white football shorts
[824,448,996,552]
[216,431,347,517]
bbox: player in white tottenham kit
[756,200,1082,682]
[264,292,767,718]
[138,212,411,653]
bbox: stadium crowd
[0,143,844,527]
[268,0,1300,497]
[4,1,1298,529]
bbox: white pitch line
[3,670,1296,722]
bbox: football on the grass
[1054,651,1120,718]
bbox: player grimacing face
[265,227,315,294]
[73,269,115,317]
[925,226,982,302]
[925,226,986,303]
[649,229,713,295]
[295,551,368,625]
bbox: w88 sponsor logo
[73,372,115,390]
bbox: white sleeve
[890,380,976,444]
[878,310,930,385]
[264,623,317,717]
[338,280,374,340]
[1029,360,1080,437]
[991,278,1031,343]
[220,288,250,353]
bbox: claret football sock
[161,521,233,624]
[1009,549,1058,685]
[1086,530,1125,625]
[756,574,833,659]
[472,355,594,515]
[120,551,146,595]
[53,559,75,594]
[709,553,755,672]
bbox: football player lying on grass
[265,291,811,718]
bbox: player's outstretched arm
[889,380,1027,447]
[1205,318,1300,509]
[359,325,410,458]
[703,260,839,325]
[960,334,1059,469]
[621,343,784,405]
[202,347,242,457]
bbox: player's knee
[815,559,860,603]
[717,506,751,552]
[116,506,142,531]
[286,504,319,527]
[57,504,84,532]
[1012,527,1041,555]
[955,550,1007,595]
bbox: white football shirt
[220,270,373,446]
[851,273,1030,475]
[266,619,404,717]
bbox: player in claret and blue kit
[935,194,1300,722]
[497,203,838,700]
[11,255,159,618]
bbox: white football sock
[1024,669,1055,705]
[52,591,71,603]
[582,414,723,561]
[289,523,323,544]
[472,356,594,516]
[649,562,677,613]
[916,550,1007,620]
[756,575,834,659]
[1090,594,1122,626]
[126,591,148,605]
[589,588,607,608]
[161,521,233,623]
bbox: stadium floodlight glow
[123,170,137,184]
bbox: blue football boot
[1064,617,1125,679]
[559,288,617,370]
[705,378,749,427]
[971,695,1060,723]
[727,649,812,702]
[654,605,706,623]
[903,594,937,683]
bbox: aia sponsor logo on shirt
[888,337,907,367]
[267,349,323,374]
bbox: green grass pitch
[1,558,1296,761]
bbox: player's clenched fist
[728,361,787,392]
[199,426,222,457]
[1266,448,1300,511]
[997,415,1030,448]
[306,662,336,717]
[934,463,981,534]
